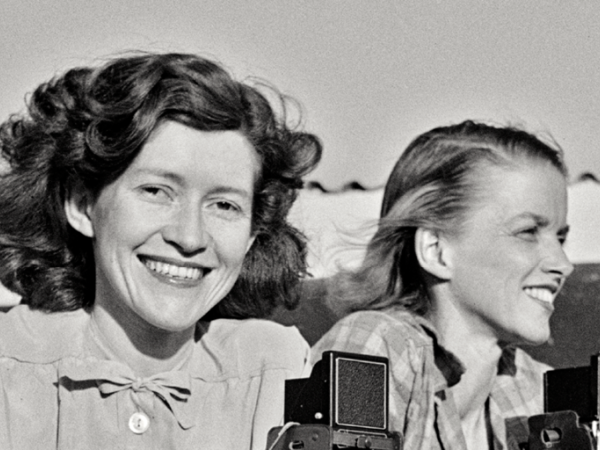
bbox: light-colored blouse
[0,305,310,450]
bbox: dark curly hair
[331,120,566,316]
[0,52,322,318]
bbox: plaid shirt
[311,308,550,450]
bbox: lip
[523,284,559,313]
[529,297,554,313]
[524,282,560,295]
[138,255,213,287]
[138,254,212,269]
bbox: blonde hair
[330,120,566,316]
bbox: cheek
[451,248,515,307]
[92,207,157,265]
[468,239,531,280]
[213,226,254,267]
[457,244,503,281]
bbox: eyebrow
[208,185,253,201]
[133,168,253,200]
[515,212,570,235]
[133,168,185,184]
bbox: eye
[516,226,539,241]
[216,201,238,212]
[138,185,172,202]
[208,199,247,220]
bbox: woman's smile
[80,121,259,333]
[140,255,209,284]
[523,286,556,304]
[441,162,572,345]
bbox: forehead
[129,122,260,190]
[465,161,567,226]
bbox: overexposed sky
[1,0,599,188]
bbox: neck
[89,298,196,378]
[426,300,502,420]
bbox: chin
[144,315,198,334]
[502,323,551,347]
[519,329,551,347]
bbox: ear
[414,228,452,281]
[64,186,95,238]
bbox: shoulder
[311,309,432,365]
[199,319,308,358]
[0,304,89,363]
[320,309,426,337]
[193,318,309,380]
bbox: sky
[1,0,599,188]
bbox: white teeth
[524,287,554,304]
[143,259,202,280]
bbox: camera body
[528,354,599,449]
[267,351,402,450]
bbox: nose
[542,240,574,280]
[162,206,211,255]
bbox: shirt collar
[414,315,465,388]
[411,314,519,387]
[497,345,518,376]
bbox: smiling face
[440,160,573,346]
[67,121,258,334]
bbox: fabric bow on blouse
[59,358,195,429]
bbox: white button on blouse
[128,412,150,434]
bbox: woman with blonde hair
[313,120,572,449]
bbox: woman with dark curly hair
[0,52,321,449]
[312,121,572,449]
